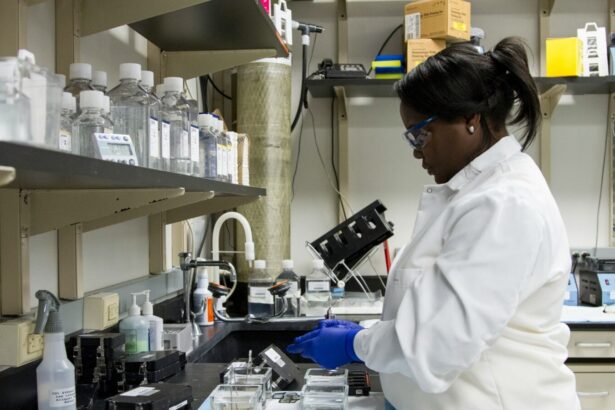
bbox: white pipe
[211,212,255,283]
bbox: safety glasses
[402,115,437,150]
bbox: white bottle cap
[103,95,110,114]
[141,70,154,87]
[198,113,213,127]
[313,259,325,270]
[163,76,183,92]
[62,92,74,111]
[156,84,165,97]
[17,49,36,64]
[92,70,107,88]
[119,63,142,80]
[128,293,141,316]
[254,260,266,270]
[282,259,294,270]
[80,90,104,109]
[142,290,153,316]
[70,63,92,80]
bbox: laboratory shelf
[0,141,265,235]
[307,76,615,99]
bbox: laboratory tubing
[248,260,274,319]
[119,292,149,354]
[162,77,191,175]
[102,95,114,133]
[193,270,214,326]
[92,70,107,93]
[107,63,148,166]
[0,58,31,143]
[140,70,162,170]
[75,90,105,159]
[198,113,218,179]
[59,92,76,153]
[64,63,94,113]
[305,259,331,314]
[141,290,164,351]
[275,259,301,317]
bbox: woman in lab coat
[288,37,580,409]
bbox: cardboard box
[546,37,583,77]
[404,0,471,42]
[407,39,446,72]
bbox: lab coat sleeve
[353,194,546,393]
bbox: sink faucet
[211,212,255,288]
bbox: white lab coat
[354,136,580,409]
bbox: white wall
[287,0,613,276]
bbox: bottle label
[249,286,274,304]
[181,130,190,158]
[49,386,76,407]
[307,281,330,292]
[149,117,160,158]
[161,122,171,159]
[58,129,72,152]
[190,126,199,162]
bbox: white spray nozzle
[142,290,153,316]
[128,292,141,316]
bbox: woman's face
[400,103,483,184]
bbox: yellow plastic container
[546,37,582,77]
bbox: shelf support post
[539,84,566,184]
[0,189,31,315]
[337,0,348,64]
[149,213,168,275]
[538,0,555,76]
[334,86,349,222]
[0,0,28,57]
[58,223,83,300]
[55,0,81,77]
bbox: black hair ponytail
[395,36,541,151]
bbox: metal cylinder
[236,60,292,281]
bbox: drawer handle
[577,391,609,398]
[575,342,612,348]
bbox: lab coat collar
[445,135,521,192]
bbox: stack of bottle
[0,50,251,184]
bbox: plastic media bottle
[64,63,94,113]
[119,293,149,354]
[75,90,105,158]
[193,270,214,326]
[140,70,162,170]
[101,96,114,134]
[470,27,485,55]
[248,260,275,319]
[275,259,301,317]
[305,259,331,313]
[36,311,76,410]
[92,70,107,94]
[214,117,229,182]
[162,77,191,175]
[157,84,171,171]
[58,92,76,153]
[107,63,148,166]
[198,113,218,179]
[177,91,200,176]
[0,59,32,143]
[141,290,163,351]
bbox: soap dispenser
[119,292,149,354]
[142,290,163,351]
[35,290,76,410]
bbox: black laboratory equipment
[578,257,615,306]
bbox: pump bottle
[119,293,149,354]
[193,270,214,326]
[142,290,164,351]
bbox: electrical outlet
[0,318,43,366]
[27,333,43,354]
[84,292,119,330]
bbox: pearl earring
[468,125,475,134]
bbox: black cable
[291,43,309,132]
[330,98,347,219]
[366,24,403,76]
[207,75,232,100]
[197,216,209,258]
[291,111,305,201]
[594,124,609,253]
[199,76,209,113]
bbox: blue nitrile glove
[318,319,362,330]
[286,326,363,369]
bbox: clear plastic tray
[224,366,273,404]
[301,384,349,410]
[210,384,263,410]
[304,368,348,386]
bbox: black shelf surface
[129,0,288,57]
[0,141,265,197]
[307,77,615,99]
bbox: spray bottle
[119,292,149,354]
[194,270,214,326]
[142,290,164,351]
[35,290,76,410]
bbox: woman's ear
[465,113,481,134]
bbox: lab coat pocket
[383,268,422,319]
